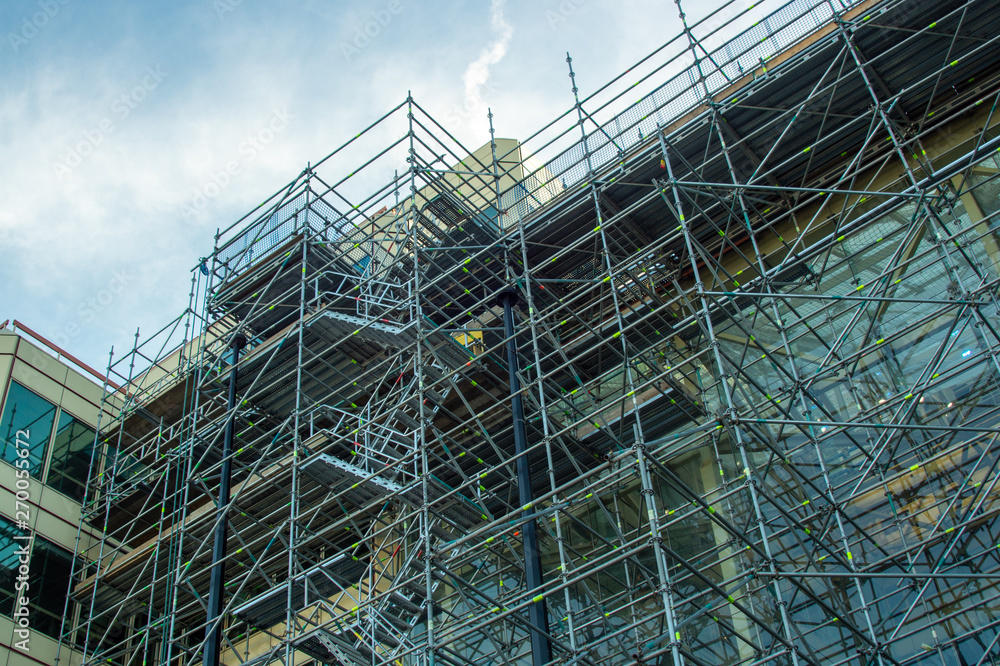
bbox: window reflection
[0,514,78,640]
[28,535,75,639]
[48,412,95,502]
[0,381,56,478]
[0,515,23,618]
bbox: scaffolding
[59,0,1000,664]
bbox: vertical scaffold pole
[496,287,551,666]
[205,332,247,666]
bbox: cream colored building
[0,323,110,666]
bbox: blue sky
[0,0,738,374]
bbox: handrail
[11,319,125,392]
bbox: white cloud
[0,0,726,370]
[462,0,513,112]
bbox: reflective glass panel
[48,412,95,502]
[0,381,56,477]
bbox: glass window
[0,514,24,618]
[48,412,95,502]
[27,535,75,639]
[0,514,77,640]
[0,381,57,478]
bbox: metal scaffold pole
[496,286,551,666]
[59,2,1000,664]
[205,332,247,666]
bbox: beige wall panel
[3,628,60,666]
[32,488,81,553]
[62,371,104,418]
[6,362,63,407]
[13,342,68,387]
[0,615,14,666]
[0,332,17,355]
[0,469,80,553]
[0,358,12,392]
[56,392,101,430]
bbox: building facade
[0,324,110,666]
[65,0,1000,665]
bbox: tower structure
[63,1,1000,664]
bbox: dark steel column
[496,287,551,666]
[205,333,246,666]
